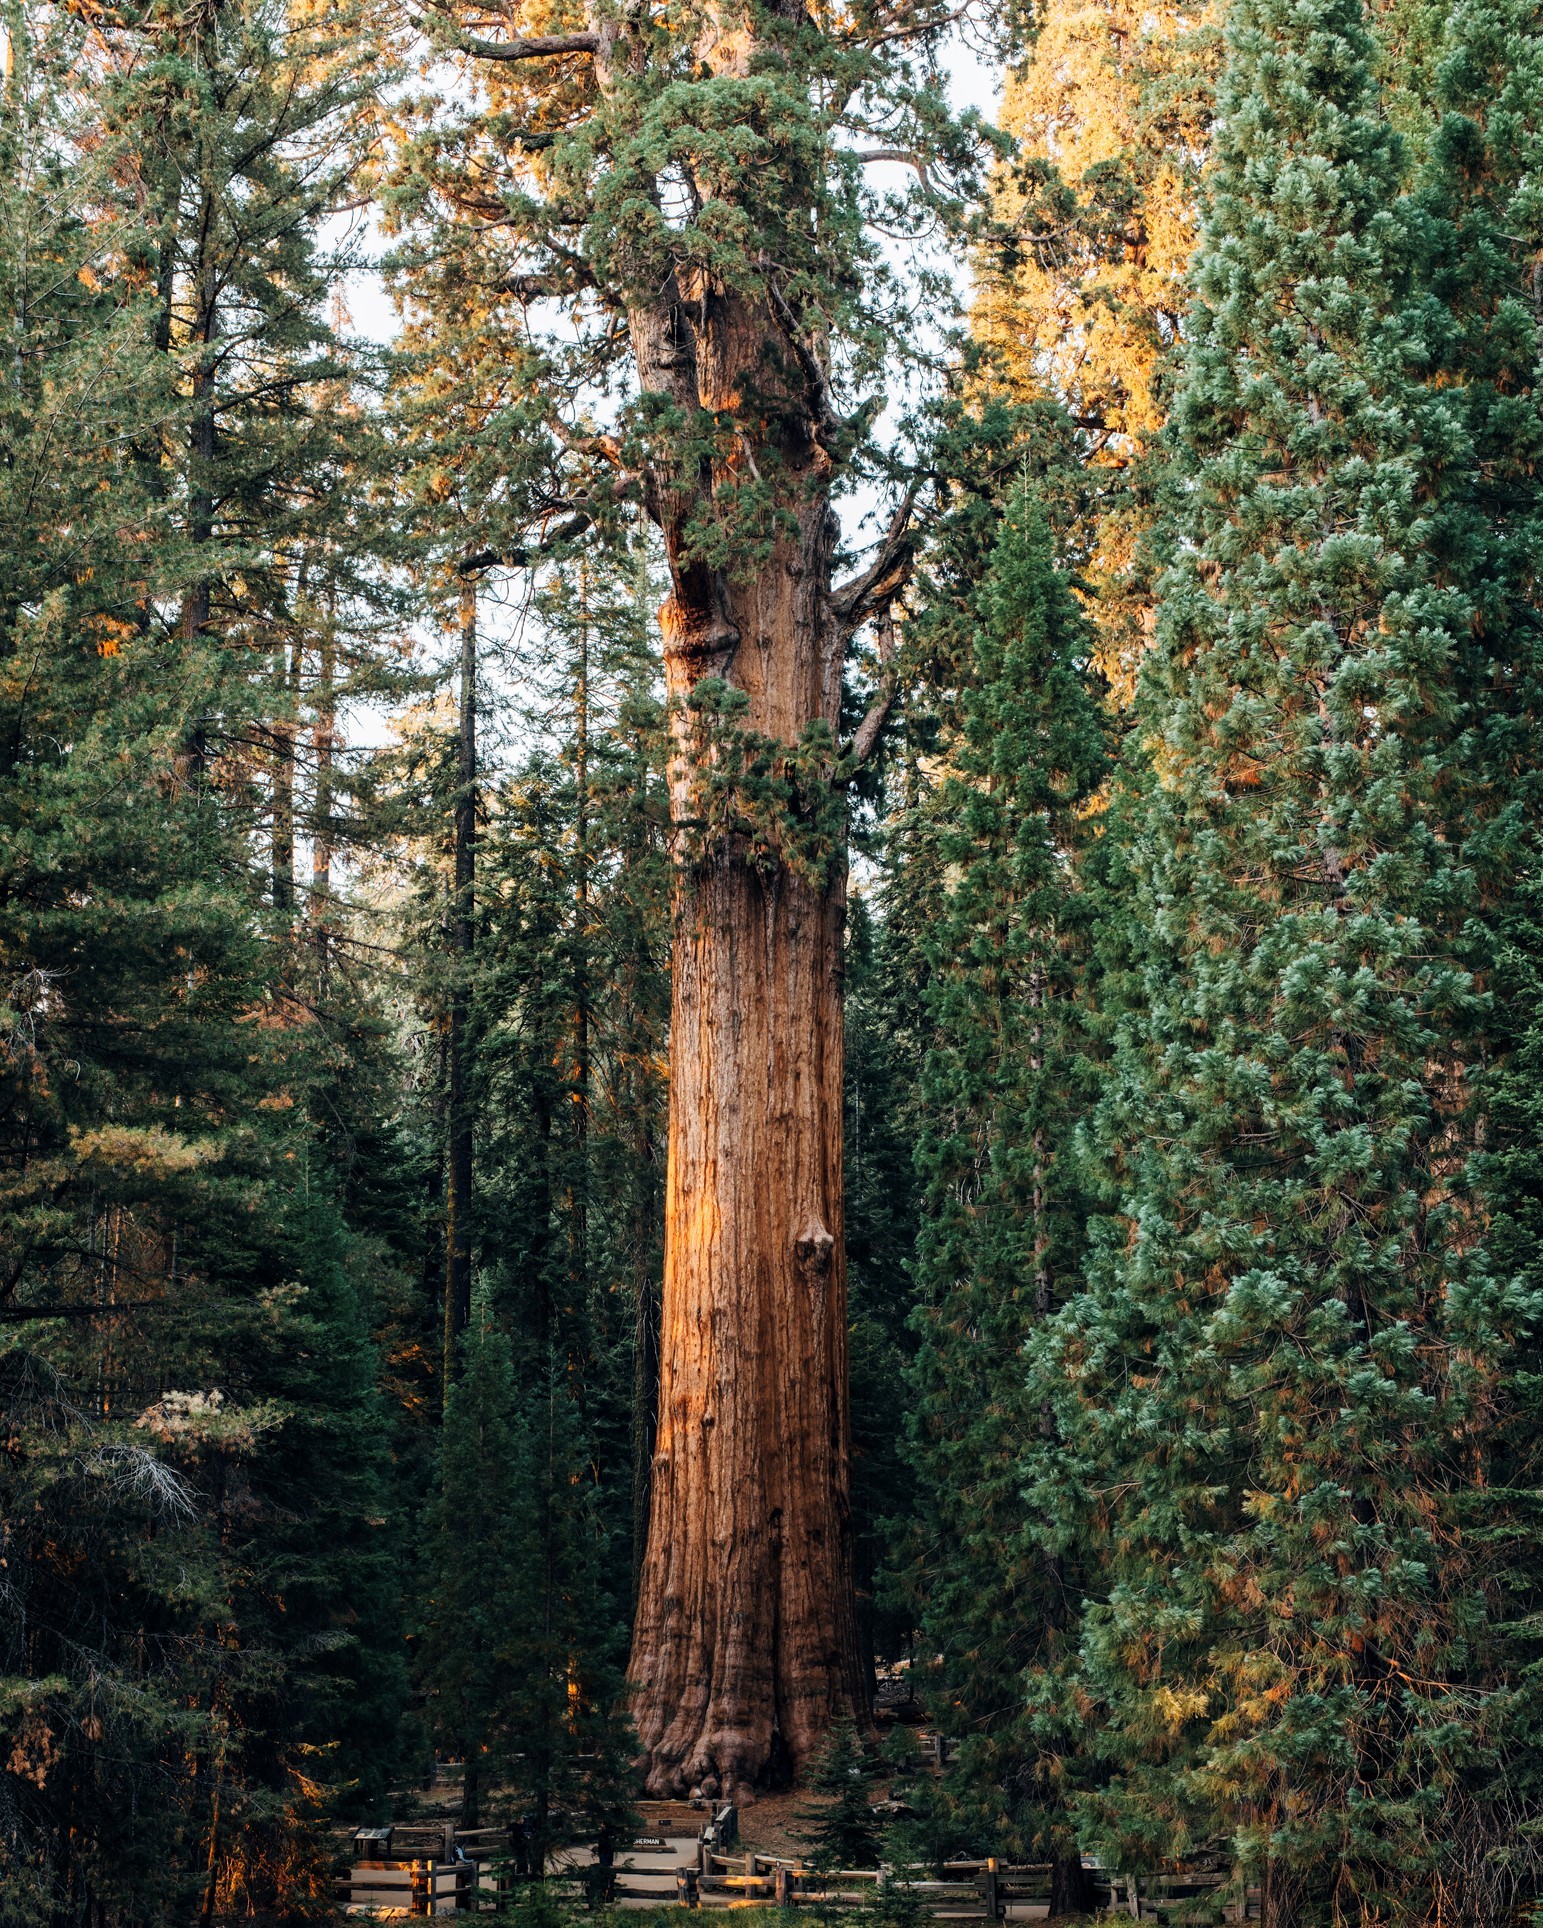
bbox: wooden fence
[671,1849,1257,1920]
[338,1805,1262,1918]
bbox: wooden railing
[337,1807,1262,1917]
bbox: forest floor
[733,1790,808,1859]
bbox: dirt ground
[731,1790,811,1860]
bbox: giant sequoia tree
[396,0,987,1795]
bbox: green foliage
[676,679,848,889]
[795,1719,886,1872]
[13,0,1543,1912]
[391,546,659,1858]
[418,1291,639,1863]
[899,493,1106,1885]
[1024,0,1543,1911]
[0,0,410,1916]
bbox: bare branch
[0,1301,166,1322]
[494,267,596,299]
[453,28,599,59]
[458,510,594,577]
[853,148,934,187]
[841,611,901,774]
[841,7,966,45]
[831,485,918,632]
[762,268,844,446]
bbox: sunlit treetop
[384,0,1006,590]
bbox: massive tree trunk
[624,261,868,1793]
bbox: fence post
[676,1867,700,1908]
[983,1857,1000,1921]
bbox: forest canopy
[4,0,1543,1921]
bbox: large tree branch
[840,612,900,774]
[841,7,966,45]
[830,485,918,633]
[762,268,844,450]
[0,1301,166,1323]
[451,28,599,59]
[459,510,593,576]
[853,148,935,189]
[494,266,597,299]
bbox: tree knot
[795,1222,835,1280]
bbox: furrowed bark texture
[618,101,867,1786]
[629,494,867,1797]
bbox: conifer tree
[1038,0,1543,1913]
[973,0,1219,694]
[419,1288,530,1830]
[794,1718,886,1872]
[399,544,663,1837]
[843,886,928,1679]
[389,0,992,1790]
[906,491,1105,1914]
[0,0,410,1913]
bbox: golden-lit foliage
[973,0,1218,697]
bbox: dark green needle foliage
[0,2,409,1919]
[13,0,1543,1909]
[1033,0,1543,1913]
[904,492,1106,1899]
[417,1290,525,1827]
[795,1719,886,1873]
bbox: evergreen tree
[474,547,670,1609]
[844,888,928,1681]
[905,491,1106,1913]
[1420,0,1543,1900]
[976,0,1220,696]
[400,543,661,1849]
[419,1289,523,1828]
[795,1719,886,1872]
[0,1,410,1916]
[1037,0,1543,1914]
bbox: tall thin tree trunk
[444,581,477,1387]
[310,616,335,986]
[570,571,590,1306]
[271,640,298,922]
[176,177,218,792]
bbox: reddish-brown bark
[446,0,888,1796]
[621,263,870,1789]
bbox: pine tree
[0,0,410,1915]
[500,1359,638,1874]
[1417,0,1543,1900]
[843,887,928,1681]
[419,1290,524,1828]
[1037,0,1543,1913]
[401,543,662,1847]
